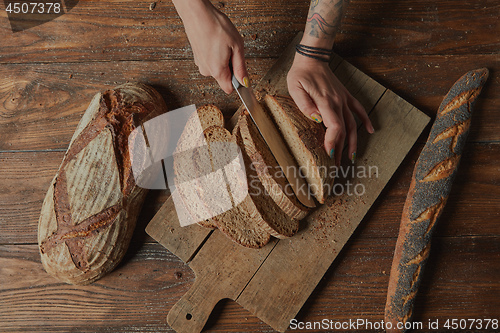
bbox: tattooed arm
[287,0,373,164]
[171,0,249,94]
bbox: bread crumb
[149,2,156,10]
[174,271,182,279]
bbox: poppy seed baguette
[384,68,489,332]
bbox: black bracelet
[295,44,333,62]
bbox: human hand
[174,0,249,94]
[287,53,374,165]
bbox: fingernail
[369,124,375,133]
[351,152,356,164]
[311,113,323,123]
[329,148,335,159]
[243,77,250,88]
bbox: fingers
[231,45,249,88]
[344,107,358,163]
[348,96,374,134]
[320,99,345,166]
[212,62,234,94]
[287,81,322,123]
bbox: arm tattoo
[307,12,337,36]
[306,0,344,39]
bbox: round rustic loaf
[38,83,167,285]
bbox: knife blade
[232,75,316,208]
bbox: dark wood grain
[337,0,500,57]
[0,0,498,331]
[2,142,498,245]
[0,0,497,64]
[0,58,273,151]
[0,54,497,152]
[0,237,498,332]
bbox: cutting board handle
[167,278,223,333]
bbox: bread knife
[232,75,316,208]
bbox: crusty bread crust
[264,94,334,204]
[385,68,489,332]
[237,110,309,220]
[233,124,300,239]
[38,83,167,285]
[201,126,272,248]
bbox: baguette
[384,68,489,332]
[38,83,167,285]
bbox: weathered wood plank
[1,142,498,245]
[0,0,496,64]
[343,54,499,143]
[0,242,191,332]
[0,58,274,151]
[166,232,277,333]
[1,236,498,332]
[337,0,500,57]
[0,54,496,152]
[0,0,307,63]
[236,87,430,331]
[145,196,212,263]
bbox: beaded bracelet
[295,44,333,62]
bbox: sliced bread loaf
[263,94,334,204]
[174,104,224,183]
[201,126,272,248]
[173,105,224,228]
[232,126,300,239]
[237,110,309,220]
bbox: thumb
[231,46,249,88]
[288,83,323,124]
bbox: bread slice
[263,94,334,204]
[174,104,224,182]
[237,110,309,220]
[173,105,224,229]
[232,126,300,239]
[199,126,272,248]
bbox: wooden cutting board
[146,33,430,333]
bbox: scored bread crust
[384,68,489,332]
[263,94,334,204]
[38,83,167,285]
[237,110,309,220]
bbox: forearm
[302,0,345,48]
[171,0,211,22]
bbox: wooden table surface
[0,1,498,332]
